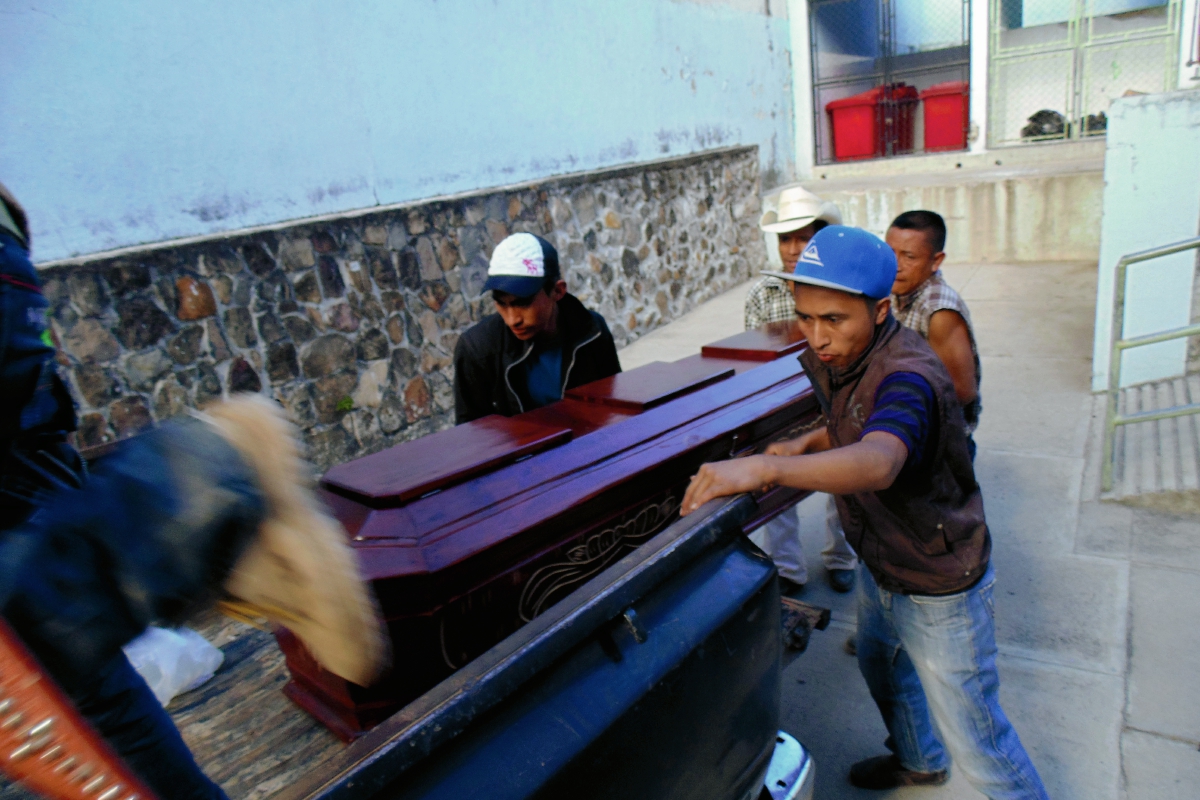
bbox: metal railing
[1102,235,1200,492]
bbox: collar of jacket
[498,293,600,361]
[799,313,900,414]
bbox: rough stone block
[352,360,390,409]
[266,342,300,385]
[318,255,345,298]
[175,275,217,320]
[293,271,321,304]
[256,311,288,344]
[64,319,121,364]
[66,272,108,316]
[242,243,277,277]
[108,396,154,437]
[205,319,231,362]
[113,297,174,350]
[302,335,354,378]
[74,364,120,407]
[224,307,257,348]
[403,375,432,422]
[193,361,222,407]
[312,371,358,424]
[416,237,440,281]
[153,378,188,421]
[280,238,316,270]
[125,349,173,392]
[77,412,114,448]
[327,303,359,333]
[167,326,204,365]
[356,328,389,362]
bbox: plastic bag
[122,626,224,706]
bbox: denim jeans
[856,562,1049,800]
[67,652,229,800]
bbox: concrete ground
[619,262,1200,799]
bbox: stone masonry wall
[39,146,765,470]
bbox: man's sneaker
[827,568,855,593]
[848,754,948,789]
[202,395,388,687]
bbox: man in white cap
[453,233,621,423]
[745,186,858,595]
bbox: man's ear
[873,297,891,325]
[931,251,946,270]
[548,280,568,302]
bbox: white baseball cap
[484,233,561,298]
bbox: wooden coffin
[276,321,821,740]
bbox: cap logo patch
[799,244,822,267]
[522,257,541,275]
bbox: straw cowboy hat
[759,186,842,234]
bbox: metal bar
[1102,234,1200,491]
[1116,323,1200,350]
[1112,402,1200,427]
[1117,235,1200,267]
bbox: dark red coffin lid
[321,414,572,508]
[565,359,735,412]
[701,320,806,362]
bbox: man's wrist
[756,455,779,488]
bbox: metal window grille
[810,0,971,165]
[989,0,1182,147]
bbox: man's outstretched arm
[680,430,908,515]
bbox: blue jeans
[67,652,228,800]
[856,562,1049,800]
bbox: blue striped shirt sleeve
[861,372,936,471]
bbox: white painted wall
[1092,89,1200,390]
[787,0,817,180]
[0,0,794,263]
[1179,0,1200,86]
[970,0,991,152]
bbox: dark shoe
[843,633,858,656]
[779,577,806,597]
[849,755,948,790]
[828,568,855,593]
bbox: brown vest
[799,317,990,595]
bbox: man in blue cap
[453,232,620,423]
[681,226,1047,797]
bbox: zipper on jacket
[503,342,535,414]
[561,329,602,396]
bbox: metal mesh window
[811,0,971,165]
[989,0,1182,146]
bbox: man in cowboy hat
[745,186,858,596]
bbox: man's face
[792,283,889,368]
[886,226,944,296]
[777,222,819,270]
[492,280,567,341]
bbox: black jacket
[453,293,621,423]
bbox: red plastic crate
[826,84,918,161]
[920,80,969,152]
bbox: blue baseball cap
[763,225,897,299]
